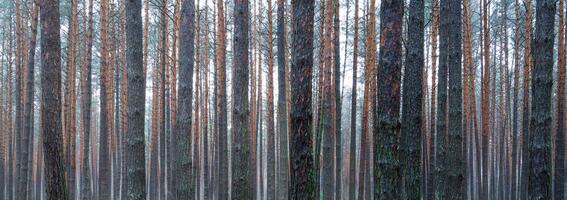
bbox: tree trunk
[520,1,532,199]
[375,0,403,199]
[429,0,439,197]
[125,0,147,196]
[232,0,251,199]
[40,0,69,196]
[349,0,359,198]
[276,0,290,198]
[333,2,342,198]
[216,0,229,198]
[99,0,112,197]
[81,0,94,198]
[64,0,78,196]
[529,0,555,199]
[321,0,336,198]
[511,0,521,199]
[23,2,39,200]
[266,0,276,198]
[14,0,24,197]
[401,0,424,198]
[443,0,463,198]
[481,0,491,197]
[289,0,316,198]
[555,0,566,198]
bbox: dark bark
[321,0,336,198]
[23,2,39,200]
[528,0,554,199]
[289,0,316,198]
[276,0,290,198]
[520,1,532,199]
[511,0,521,199]
[333,2,342,198]
[554,0,566,198]
[216,0,229,198]
[375,0,403,199]
[435,0,450,197]
[232,0,251,199]
[81,0,94,198]
[159,1,167,199]
[266,0,276,198]
[14,0,23,196]
[125,0,146,196]
[40,0,69,197]
[442,0,464,198]
[98,0,112,197]
[349,0,359,198]
[401,0,423,199]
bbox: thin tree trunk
[429,0,439,197]
[276,0,290,198]
[23,1,39,199]
[266,0,276,198]
[555,0,566,199]
[520,0,532,198]
[481,0,491,197]
[349,0,359,198]
[511,0,521,199]
[321,0,336,198]
[81,0,94,198]
[99,0,112,197]
[333,1,342,198]
[216,0,228,198]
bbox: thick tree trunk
[401,0,424,199]
[529,0,555,199]
[232,0,251,199]
[125,0,146,197]
[442,0,463,198]
[289,0,316,198]
[40,0,69,196]
[173,0,195,196]
[375,1,403,199]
